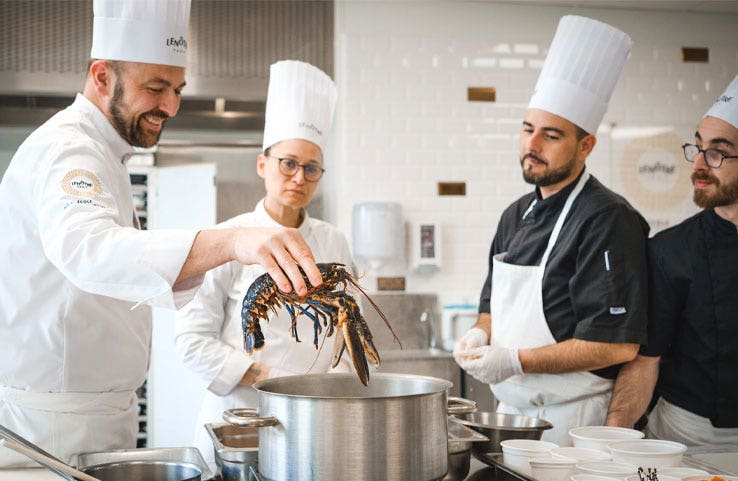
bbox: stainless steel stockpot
[224,373,473,481]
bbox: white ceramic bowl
[530,456,578,481]
[576,461,638,479]
[608,440,687,468]
[571,474,623,481]
[552,447,611,462]
[660,468,710,480]
[501,439,559,475]
[625,474,682,481]
[569,426,645,451]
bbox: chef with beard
[606,74,738,446]
[0,0,320,467]
[454,16,650,446]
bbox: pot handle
[222,408,279,427]
[447,397,477,415]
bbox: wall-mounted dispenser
[352,202,404,290]
[410,221,441,273]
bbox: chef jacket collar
[73,93,135,164]
[528,167,587,221]
[253,199,313,238]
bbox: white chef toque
[262,60,338,154]
[529,15,633,134]
[90,0,191,67]
[705,74,738,130]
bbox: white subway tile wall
[325,2,738,307]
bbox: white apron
[0,388,138,467]
[489,171,614,446]
[647,398,738,447]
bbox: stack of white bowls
[569,426,645,451]
[609,440,687,469]
[659,468,710,480]
[571,474,625,481]
[576,461,639,480]
[530,457,579,481]
[500,439,559,475]
[552,446,611,463]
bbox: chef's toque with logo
[262,60,338,154]
[529,15,633,134]
[91,0,191,67]
[705,74,738,130]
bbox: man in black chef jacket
[606,74,738,446]
[454,15,650,446]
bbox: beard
[692,170,738,209]
[109,81,167,148]
[520,152,578,187]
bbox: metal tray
[77,446,213,480]
[206,423,259,481]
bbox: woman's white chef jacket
[174,199,355,467]
[0,94,201,467]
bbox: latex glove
[267,367,295,379]
[453,328,489,366]
[459,345,523,385]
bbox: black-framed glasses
[682,143,738,169]
[268,155,325,182]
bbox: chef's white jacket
[0,94,201,466]
[174,200,355,467]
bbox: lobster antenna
[348,278,403,348]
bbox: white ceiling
[489,0,738,15]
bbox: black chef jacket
[641,209,738,428]
[479,171,650,380]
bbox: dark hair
[86,59,127,77]
[575,125,590,141]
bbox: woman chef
[174,60,355,468]
[0,1,320,468]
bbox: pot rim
[252,372,453,400]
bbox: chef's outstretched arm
[175,227,322,297]
[518,338,638,374]
[605,354,660,428]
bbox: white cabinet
[128,163,216,448]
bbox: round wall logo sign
[620,132,690,211]
[61,169,102,198]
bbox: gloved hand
[267,366,295,379]
[458,345,523,385]
[453,328,489,366]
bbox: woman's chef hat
[705,74,738,130]
[529,15,633,134]
[262,60,338,154]
[90,0,191,67]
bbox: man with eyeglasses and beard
[0,0,321,467]
[453,16,650,446]
[606,75,738,446]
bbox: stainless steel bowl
[452,412,553,460]
[81,460,202,481]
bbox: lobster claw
[332,314,380,386]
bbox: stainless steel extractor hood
[0,0,333,129]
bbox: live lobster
[241,263,399,385]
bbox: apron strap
[540,170,591,267]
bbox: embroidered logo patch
[61,169,102,198]
[610,307,627,315]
